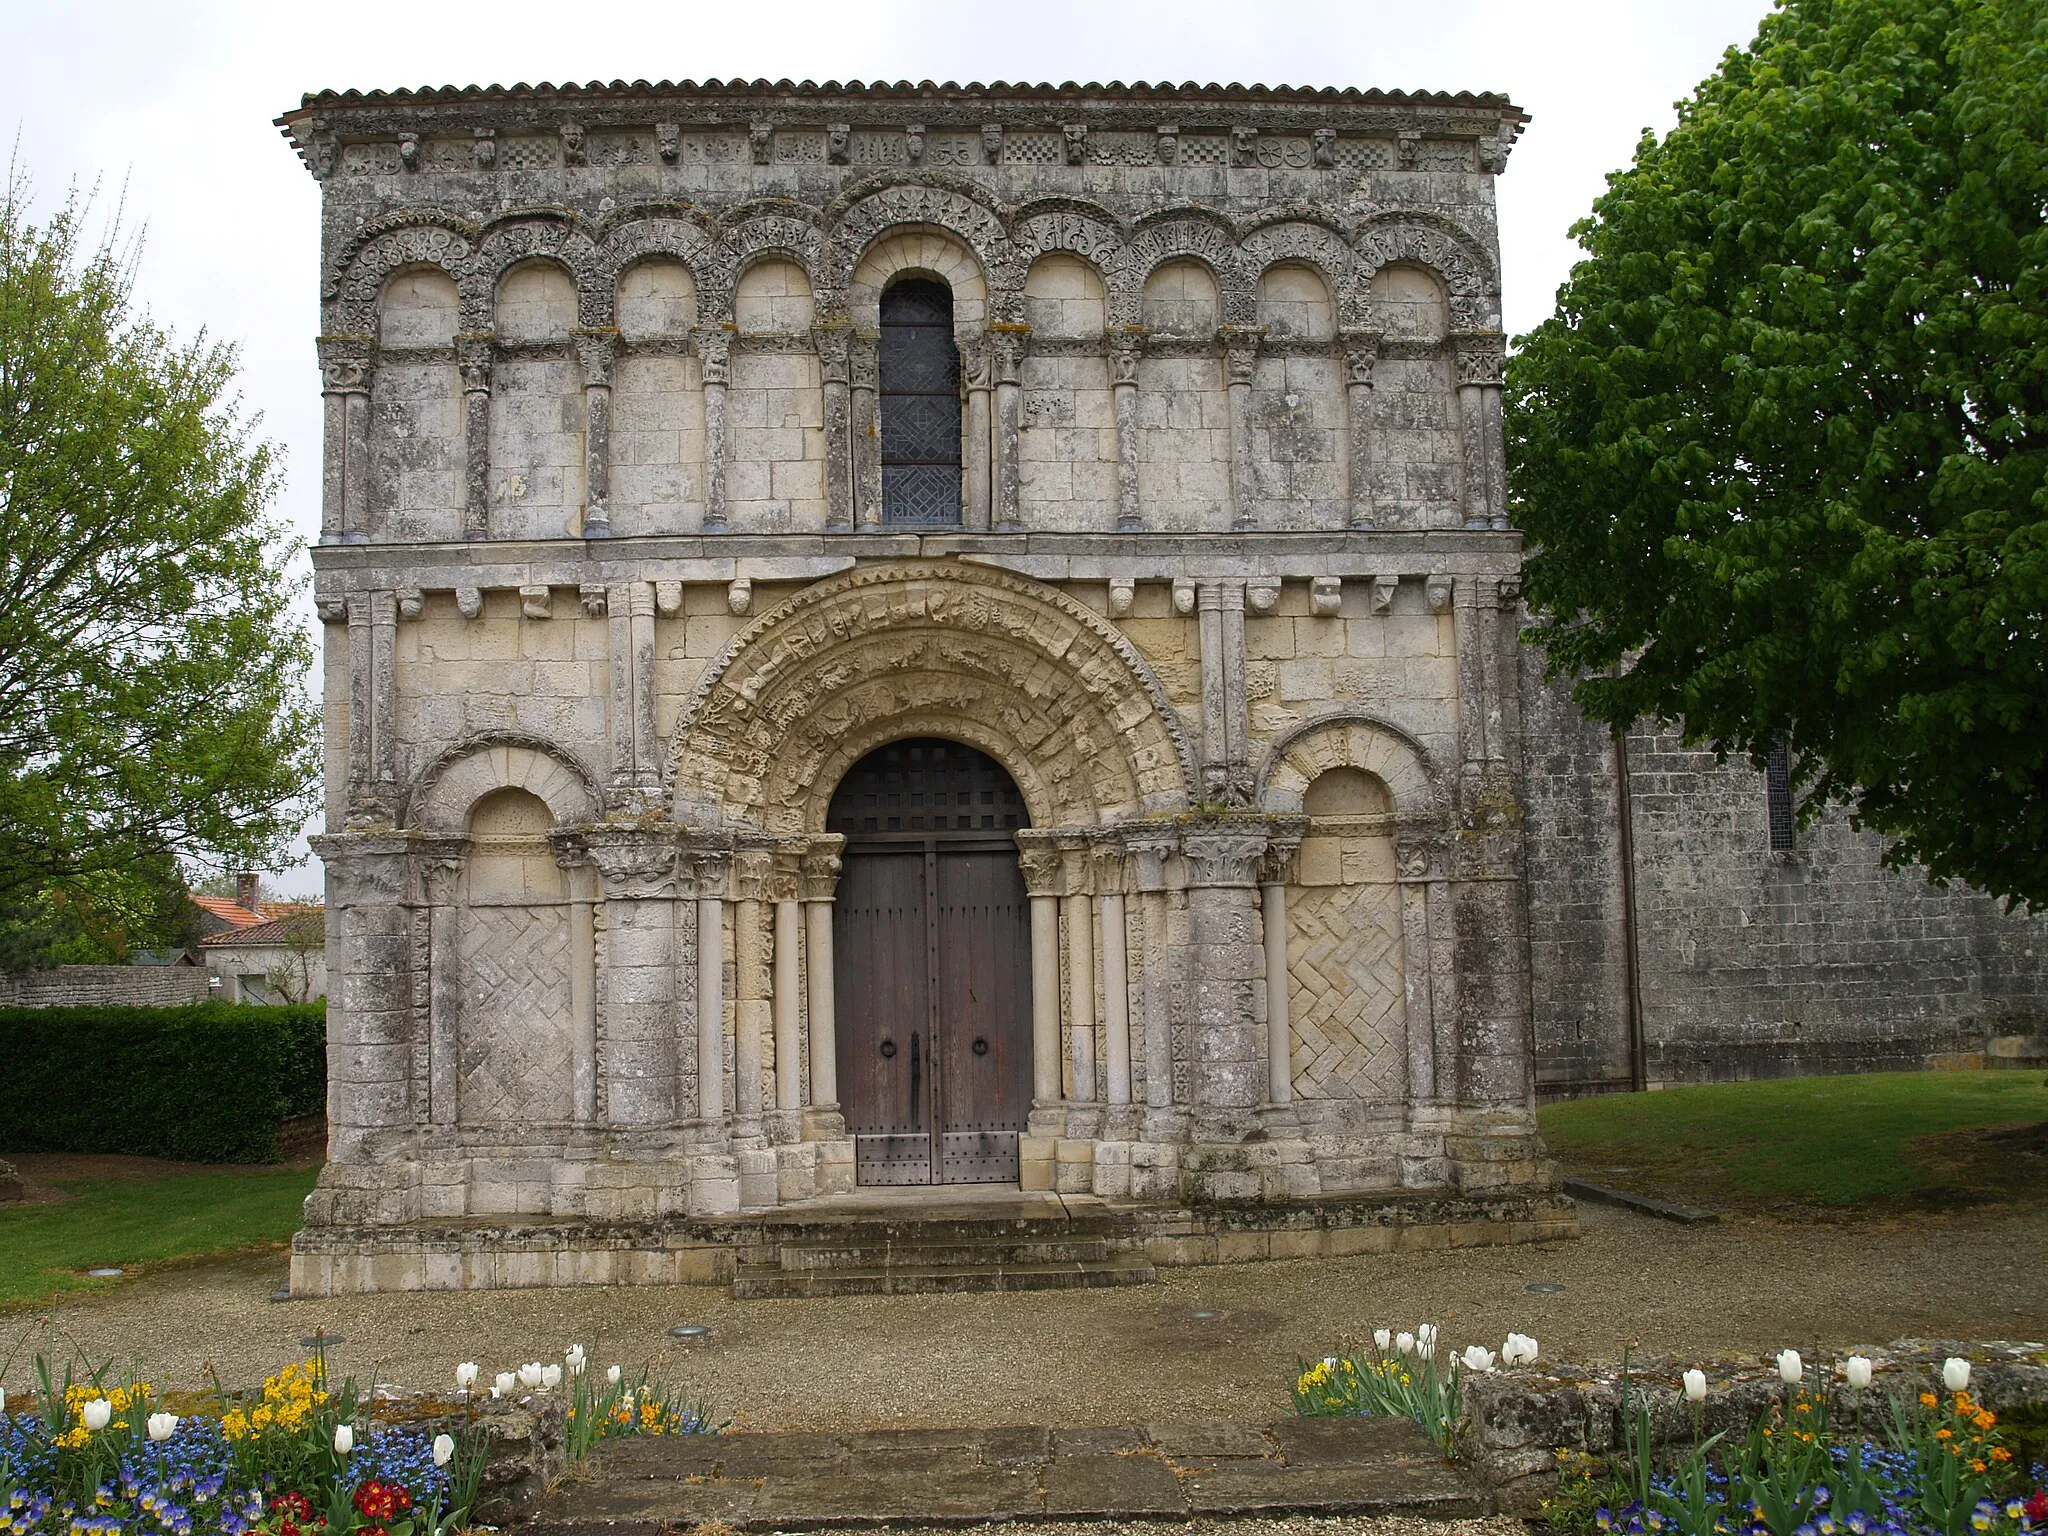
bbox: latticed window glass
[880,279,962,525]
[1765,738,1795,852]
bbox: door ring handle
[879,1038,897,1059]
[972,1036,989,1056]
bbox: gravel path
[4,1202,2040,1428]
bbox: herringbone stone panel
[458,904,574,1124]
[1287,880,1405,1100]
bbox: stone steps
[733,1251,1156,1298]
[775,1234,1117,1269]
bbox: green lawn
[1537,1070,2048,1215]
[0,1166,318,1309]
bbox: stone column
[419,843,467,1127]
[1455,331,1509,532]
[1180,823,1270,1139]
[343,592,397,820]
[851,331,882,526]
[1110,332,1144,532]
[457,333,494,539]
[959,332,993,531]
[317,335,374,544]
[369,590,398,795]
[574,330,617,538]
[556,840,602,1124]
[696,327,731,534]
[1222,328,1263,532]
[991,324,1030,532]
[1395,836,1441,1106]
[814,323,854,531]
[1094,842,1133,1107]
[692,851,729,1123]
[731,846,774,1130]
[1341,330,1380,530]
[800,838,846,1126]
[1016,835,1064,1106]
[584,829,683,1126]
[771,844,804,1115]
[1258,835,1303,1107]
[1127,835,1179,1114]
[1196,581,1252,806]
[1061,837,1097,1106]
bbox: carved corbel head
[560,122,587,167]
[1246,579,1281,615]
[654,580,684,616]
[1172,578,1197,616]
[749,121,774,165]
[1062,124,1088,165]
[1312,128,1337,169]
[397,588,424,621]
[397,133,420,172]
[655,123,680,162]
[455,586,484,619]
[1155,124,1179,164]
[980,123,1004,164]
[578,583,608,618]
[1426,575,1455,614]
[1312,576,1345,617]
[826,124,852,165]
[1497,575,1523,609]
[1231,126,1259,166]
[314,595,348,625]
[1106,578,1135,618]
[727,577,752,616]
[473,127,497,169]
[904,124,925,163]
[307,128,340,181]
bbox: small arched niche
[1142,259,1220,334]
[734,258,816,334]
[1024,254,1108,338]
[495,259,579,343]
[464,787,564,905]
[1302,765,1393,820]
[1370,263,1448,345]
[378,268,458,347]
[616,257,698,339]
[1256,262,1337,342]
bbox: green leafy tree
[1509,0,2048,905]
[0,164,320,951]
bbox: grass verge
[1536,1069,2048,1216]
[0,1164,317,1309]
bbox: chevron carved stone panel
[1287,878,1405,1101]
[457,903,574,1124]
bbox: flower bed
[0,1342,711,1536]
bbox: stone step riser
[733,1259,1157,1299]
[777,1238,1115,1270]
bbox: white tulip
[493,1371,517,1397]
[334,1424,354,1454]
[1682,1369,1707,1402]
[518,1362,544,1390]
[565,1345,587,1376]
[1942,1358,1970,1392]
[455,1362,479,1391]
[540,1364,563,1390]
[1372,1329,1392,1351]
[433,1434,456,1468]
[1502,1333,1539,1367]
[81,1399,112,1432]
[1395,1331,1416,1356]
[1461,1345,1497,1373]
[1844,1356,1873,1390]
[147,1412,178,1442]
[1777,1350,1803,1385]
[1416,1324,1439,1353]
[606,1364,622,1386]
[0,1388,6,1412]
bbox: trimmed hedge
[0,1001,326,1162]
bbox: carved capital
[1089,840,1130,896]
[1220,327,1264,384]
[800,835,846,902]
[1109,331,1144,386]
[849,330,880,391]
[1497,575,1523,608]
[1181,824,1272,889]
[693,327,731,384]
[1453,331,1507,387]
[812,323,852,384]
[655,123,680,162]
[416,839,469,905]
[1257,819,1308,885]
[768,843,806,903]
[732,846,777,904]
[572,329,618,388]
[1125,833,1181,894]
[749,121,774,164]
[560,122,587,167]
[1014,830,1066,897]
[456,333,495,394]
[956,330,991,389]
[990,324,1031,383]
[1396,836,1445,883]
[316,334,376,394]
[1340,329,1381,387]
[688,848,733,901]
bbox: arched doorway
[827,738,1032,1185]
[879,278,962,525]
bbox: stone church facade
[280,77,2042,1295]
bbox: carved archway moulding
[327,214,480,335]
[669,561,1197,834]
[1256,711,1448,822]
[408,732,604,834]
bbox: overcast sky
[8,0,1775,896]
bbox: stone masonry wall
[0,966,211,1009]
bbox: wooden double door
[827,741,1033,1185]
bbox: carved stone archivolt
[669,562,1197,833]
[407,733,605,834]
[1256,712,1449,822]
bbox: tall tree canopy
[0,168,319,956]
[1509,0,2048,906]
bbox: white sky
[7,0,1774,898]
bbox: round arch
[408,732,603,834]
[669,562,1196,834]
[1257,711,1447,821]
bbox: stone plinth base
[286,1188,1579,1297]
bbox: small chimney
[236,872,261,913]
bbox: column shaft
[1262,881,1292,1103]
[698,331,730,533]
[567,869,599,1121]
[1099,891,1131,1104]
[578,330,614,538]
[344,392,372,540]
[629,583,657,785]
[1113,379,1140,532]
[1029,893,1061,1102]
[852,332,881,525]
[992,329,1027,532]
[1457,382,1489,530]
[1064,891,1096,1102]
[458,335,492,539]
[805,899,838,1105]
[696,895,725,1119]
[964,384,993,530]
[734,897,767,1120]
[773,898,802,1111]
[427,895,460,1124]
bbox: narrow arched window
[880,278,962,525]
